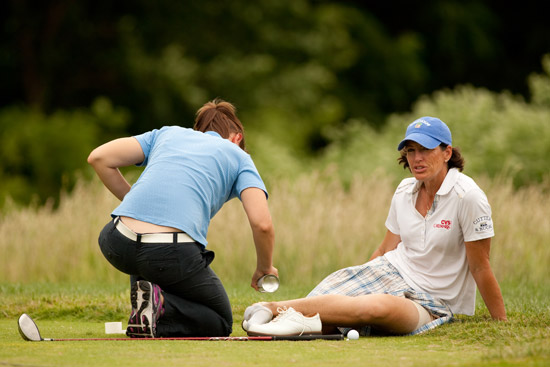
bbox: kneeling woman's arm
[88,137,145,201]
[240,187,278,290]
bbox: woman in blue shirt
[88,99,277,338]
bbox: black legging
[98,218,233,337]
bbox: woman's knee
[352,294,401,324]
[358,295,421,333]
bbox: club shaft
[39,335,343,342]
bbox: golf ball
[347,329,359,340]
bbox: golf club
[18,313,344,342]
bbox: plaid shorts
[307,256,454,335]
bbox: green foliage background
[1,1,549,207]
[1,6,549,365]
[1,56,550,207]
[0,98,129,207]
[318,55,550,188]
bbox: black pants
[98,219,233,337]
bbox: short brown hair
[398,144,465,172]
[194,98,246,150]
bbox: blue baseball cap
[397,116,452,151]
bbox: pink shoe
[126,281,163,338]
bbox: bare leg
[264,294,421,335]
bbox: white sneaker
[241,303,273,331]
[246,307,322,336]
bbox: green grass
[1,174,549,366]
[1,281,549,367]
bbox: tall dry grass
[0,179,123,283]
[208,170,393,286]
[1,172,548,288]
[481,176,550,284]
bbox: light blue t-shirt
[112,126,267,246]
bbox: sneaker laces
[272,306,311,336]
[271,307,291,323]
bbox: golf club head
[18,313,43,341]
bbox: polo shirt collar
[438,168,459,195]
[408,168,460,196]
[205,131,222,138]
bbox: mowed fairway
[0,282,549,367]
[1,175,549,366]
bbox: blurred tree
[1,0,429,151]
[1,0,549,206]
[2,1,126,109]
[3,0,548,135]
[0,97,128,207]
[342,0,550,98]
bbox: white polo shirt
[384,168,494,315]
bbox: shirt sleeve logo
[473,216,493,232]
[434,219,452,230]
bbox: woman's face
[404,141,452,183]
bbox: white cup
[105,322,125,334]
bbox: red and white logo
[434,219,452,230]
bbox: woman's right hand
[251,266,279,291]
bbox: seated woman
[242,116,506,337]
